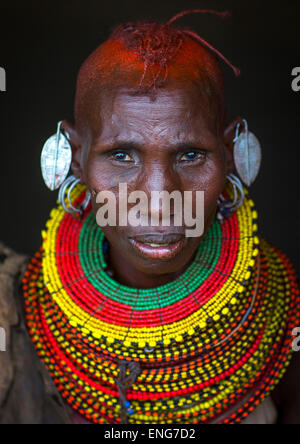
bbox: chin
[126,238,199,276]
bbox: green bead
[78,212,222,310]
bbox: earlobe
[61,120,84,182]
[223,117,243,175]
[224,117,244,142]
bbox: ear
[61,120,84,182]
[222,116,244,176]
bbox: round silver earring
[233,119,262,187]
[58,175,91,216]
[217,173,245,222]
[41,121,72,191]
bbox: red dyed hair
[75,9,240,130]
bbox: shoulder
[258,236,299,287]
[0,240,28,305]
[257,238,300,423]
[0,242,28,349]
[0,242,70,424]
[0,242,28,344]
[0,242,28,418]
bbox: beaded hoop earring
[58,175,91,216]
[217,173,245,222]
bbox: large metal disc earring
[217,173,245,222]
[58,175,91,216]
[41,121,72,191]
[233,119,262,187]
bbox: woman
[0,9,299,424]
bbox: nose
[135,158,182,223]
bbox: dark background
[0,0,299,276]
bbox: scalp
[74,12,239,136]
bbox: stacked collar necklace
[23,183,300,424]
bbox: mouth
[128,234,187,260]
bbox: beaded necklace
[23,183,300,424]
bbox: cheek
[85,167,135,229]
[205,165,226,206]
[84,152,140,192]
[182,163,227,220]
[85,161,118,191]
[83,159,117,223]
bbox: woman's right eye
[111,152,134,162]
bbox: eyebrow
[98,140,211,153]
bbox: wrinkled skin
[63,84,241,288]
[62,82,300,423]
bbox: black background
[0,0,299,276]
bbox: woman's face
[68,85,235,278]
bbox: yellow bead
[175,336,183,343]
[69,319,78,328]
[106,336,114,343]
[93,330,101,339]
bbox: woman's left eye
[180,151,206,162]
[111,152,133,162]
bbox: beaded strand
[23,183,300,424]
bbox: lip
[130,233,185,244]
[129,236,187,260]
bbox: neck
[108,245,194,289]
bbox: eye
[179,151,206,162]
[111,151,134,162]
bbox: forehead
[93,86,218,146]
